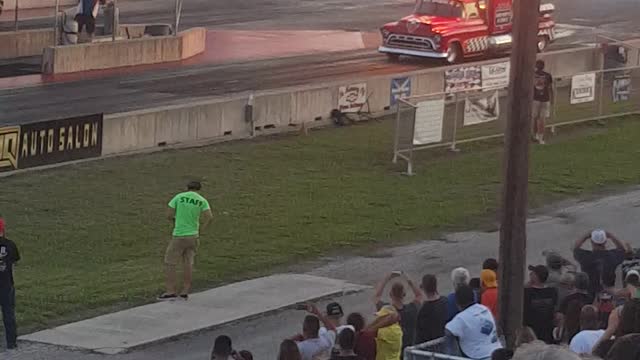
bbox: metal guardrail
[403,338,472,360]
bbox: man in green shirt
[158,181,213,301]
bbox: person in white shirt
[445,284,502,360]
[292,304,337,360]
[569,305,605,355]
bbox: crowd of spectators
[210,229,640,360]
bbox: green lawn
[1,115,639,332]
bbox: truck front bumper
[378,46,448,59]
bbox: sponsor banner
[18,114,103,169]
[612,75,631,103]
[481,62,510,88]
[413,98,445,145]
[0,126,20,172]
[338,83,367,113]
[570,73,596,104]
[464,91,500,126]
[390,77,412,106]
[445,66,482,93]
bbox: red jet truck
[379,0,555,63]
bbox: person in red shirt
[480,269,499,321]
[346,313,376,360]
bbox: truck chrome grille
[387,34,434,51]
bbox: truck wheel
[537,36,549,53]
[446,43,462,64]
[386,53,401,62]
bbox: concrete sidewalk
[19,274,368,354]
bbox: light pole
[497,0,540,348]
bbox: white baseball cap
[590,229,607,245]
[625,269,640,281]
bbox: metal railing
[404,338,472,360]
[392,64,640,175]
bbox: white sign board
[481,62,510,88]
[413,98,445,145]
[445,66,482,93]
[464,91,500,126]
[338,83,367,113]
[570,73,596,104]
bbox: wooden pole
[497,0,540,348]
[13,0,18,31]
[53,0,60,45]
[112,0,117,41]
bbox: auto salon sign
[338,83,367,113]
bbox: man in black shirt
[532,60,553,144]
[0,218,19,349]
[573,229,626,295]
[523,265,558,343]
[416,274,448,344]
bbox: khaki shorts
[532,100,551,119]
[164,236,199,266]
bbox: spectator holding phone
[373,271,423,349]
[573,230,626,295]
[291,303,337,360]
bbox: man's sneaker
[179,294,189,301]
[157,293,177,301]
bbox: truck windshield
[414,0,464,18]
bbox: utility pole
[497,0,540,348]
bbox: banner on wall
[570,73,596,104]
[445,66,482,93]
[0,126,21,172]
[481,62,510,88]
[338,83,367,113]
[464,91,500,126]
[18,114,103,169]
[612,75,631,103]
[390,77,412,106]
[413,98,445,145]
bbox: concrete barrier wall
[0,28,53,59]
[98,45,605,157]
[42,27,206,74]
[4,0,76,10]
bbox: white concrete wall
[0,29,54,59]
[42,27,206,74]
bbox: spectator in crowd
[491,349,514,360]
[470,259,499,297]
[346,313,376,360]
[523,265,558,344]
[75,0,105,41]
[368,305,402,360]
[211,335,233,360]
[558,272,593,343]
[604,333,640,360]
[279,339,303,360]
[447,267,475,321]
[573,230,626,295]
[532,59,553,144]
[469,278,482,294]
[543,251,574,288]
[593,297,640,357]
[324,302,355,357]
[239,350,253,360]
[331,328,358,360]
[159,181,213,301]
[620,269,640,300]
[292,304,337,360]
[621,242,640,282]
[512,343,581,360]
[480,269,499,321]
[415,274,448,344]
[553,272,576,313]
[445,285,502,359]
[373,272,422,349]
[0,217,20,350]
[595,271,620,328]
[569,305,604,355]
[514,327,539,348]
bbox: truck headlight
[434,34,441,43]
[381,29,390,39]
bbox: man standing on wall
[0,217,20,350]
[158,181,213,301]
[532,60,553,144]
[75,0,105,42]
